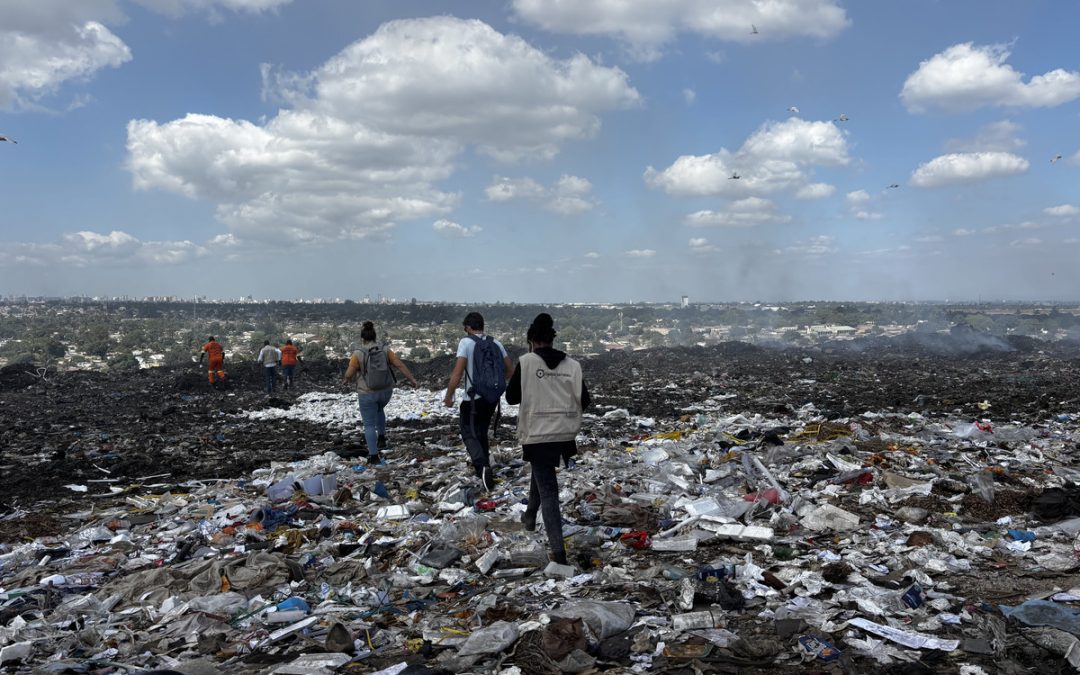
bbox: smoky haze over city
[1,1,1079,303]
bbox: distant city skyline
[1,1,1079,302]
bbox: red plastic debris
[743,488,781,504]
[619,531,651,549]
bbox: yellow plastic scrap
[719,433,749,446]
[406,638,426,653]
[648,430,687,441]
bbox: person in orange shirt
[280,339,302,390]
[199,336,226,388]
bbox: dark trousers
[526,461,566,563]
[263,366,276,393]
[459,399,495,472]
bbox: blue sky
[1,0,1078,302]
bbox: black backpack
[466,335,506,404]
[361,345,396,390]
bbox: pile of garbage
[6,391,1080,672]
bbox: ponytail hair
[360,321,377,342]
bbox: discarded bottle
[671,610,724,631]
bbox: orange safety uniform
[202,340,225,383]
[280,344,299,366]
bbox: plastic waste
[671,610,724,631]
[548,601,636,643]
[798,635,841,662]
[458,621,519,656]
[800,504,860,532]
[1000,600,1080,634]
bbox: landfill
[4,333,1080,672]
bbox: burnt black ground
[2,333,1079,519]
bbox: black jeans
[526,460,566,564]
[459,399,496,472]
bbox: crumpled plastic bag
[548,600,636,643]
[457,620,519,656]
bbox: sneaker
[520,511,537,532]
[377,434,387,451]
[481,466,495,492]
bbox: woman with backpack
[505,313,590,566]
[342,321,418,464]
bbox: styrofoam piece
[476,547,502,575]
[380,503,412,518]
[684,497,721,517]
[544,561,576,578]
[652,538,698,552]
[699,522,775,541]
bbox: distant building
[681,295,689,308]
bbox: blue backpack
[466,335,506,404]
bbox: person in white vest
[505,313,590,565]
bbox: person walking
[443,311,512,492]
[343,321,418,464]
[505,313,590,566]
[256,340,280,394]
[280,339,302,390]
[199,336,226,388]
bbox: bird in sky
[729,172,741,180]
[0,135,16,144]
[834,113,849,122]
[887,184,900,189]
[751,24,759,35]
[1051,154,1063,163]
[787,106,800,114]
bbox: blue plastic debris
[901,583,924,609]
[798,635,841,661]
[1000,600,1080,635]
[1007,529,1036,542]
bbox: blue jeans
[263,366,277,393]
[358,388,393,456]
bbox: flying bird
[1051,154,1063,163]
[834,113,849,122]
[729,172,741,180]
[787,106,800,114]
[887,184,899,189]
[0,135,16,144]
[751,24,759,35]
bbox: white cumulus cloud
[0,0,298,111]
[686,197,792,227]
[625,249,656,257]
[512,0,849,58]
[0,229,209,267]
[795,182,835,199]
[433,219,482,238]
[0,1,131,110]
[910,151,1029,188]
[901,42,1080,113]
[1045,204,1079,217]
[485,174,596,215]
[128,17,635,243]
[846,190,870,205]
[645,117,849,197]
[688,237,718,253]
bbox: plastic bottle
[672,610,724,631]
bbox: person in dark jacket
[505,313,590,565]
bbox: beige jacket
[516,351,583,445]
